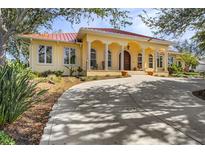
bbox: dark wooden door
[119,51,131,70]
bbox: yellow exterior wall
[30,40,82,75]
[29,32,183,76]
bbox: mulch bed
[3,77,81,145]
[192,89,205,100]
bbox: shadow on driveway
[41,76,205,145]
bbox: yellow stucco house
[20,27,184,76]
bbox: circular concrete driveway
[41,75,205,145]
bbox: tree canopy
[139,8,205,51]
[0,8,132,64]
[181,52,199,71]
[173,39,204,58]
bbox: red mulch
[3,77,81,145]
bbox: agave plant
[0,63,46,125]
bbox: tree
[0,8,132,64]
[6,37,30,65]
[180,52,199,72]
[173,39,204,58]
[139,9,205,51]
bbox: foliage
[40,70,64,77]
[180,52,199,71]
[77,67,84,76]
[65,66,77,76]
[47,76,62,83]
[7,60,36,79]
[0,63,46,125]
[139,8,205,51]
[6,37,30,65]
[173,40,204,57]
[0,8,132,63]
[0,131,15,145]
[168,64,183,74]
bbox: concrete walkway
[40,75,205,144]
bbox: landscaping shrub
[168,64,183,74]
[0,64,46,125]
[7,61,35,79]
[0,131,15,145]
[77,67,84,76]
[92,76,98,80]
[65,66,77,76]
[53,70,64,77]
[80,77,86,81]
[40,70,64,77]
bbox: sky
[39,8,194,42]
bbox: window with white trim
[38,45,52,64]
[157,54,163,68]
[138,53,142,69]
[90,48,97,68]
[64,47,76,65]
[108,50,112,67]
[148,54,153,68]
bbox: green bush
[7,61,35,79]
[0,64,46,125]
[168,64,183,74]
[0,131,15,145]
[54,70,64,77]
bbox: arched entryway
[119,51,131,70]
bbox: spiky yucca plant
[0,63,46,125]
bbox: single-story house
[20,27,184,76]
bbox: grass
[0,131,15,145]
[170,72,201,78]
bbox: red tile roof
[21,33,78,42]
[84,27,164,41]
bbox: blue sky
[40,8,194,42]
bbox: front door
[119,51,131,70]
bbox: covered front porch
[85,38,169,76]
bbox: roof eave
[78,28,173,45]
[17,35,80,44]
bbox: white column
[154,50,158,72]
[104,43,108,70]
[164,51,168,72]
[142,48,145,71]
[120,45,124,70]
[87,41,91,70]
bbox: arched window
[149,54,153,68]
[108,50,112,67]
[138,53,142,69]
[90,48,97,69]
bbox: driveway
[40,75,205,145]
